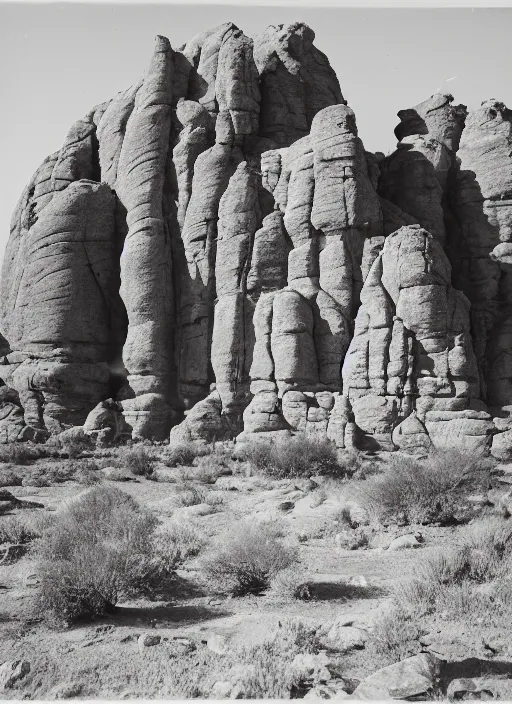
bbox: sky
[1,3,512,265]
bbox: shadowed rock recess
[2,22,512,456]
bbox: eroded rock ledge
[1,22,511,457]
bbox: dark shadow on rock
[440,658,512,685]
[309,582,387,602]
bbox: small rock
[298,531,308,543]
[175,503,215,518]
[346,575,368,588]
[304,684,350,700]
[138,633,161,649]
[0,660,30,689]
[387,534,421,551]
[206,633,228,655]
[278,500,295,512]
[24,574,39,588]
[322,625,367,653]
[169,637,196,655]
[210,681,242,699]
[292,652,332,684]
[310,493,327,508]
[303,479,319,492]
[334,529,368,550]
[49,682,83,699]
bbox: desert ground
[1,436,512,700]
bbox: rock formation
[1,22,512,456]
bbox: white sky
[1,3,512,264]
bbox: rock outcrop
[1,22,512,454]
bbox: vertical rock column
[242,104,383,442]
[449,100,512,410]
[116,36,176,439]
[342,225,491,452]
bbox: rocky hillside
[1,22,511,456]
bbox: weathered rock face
[1,24,512,454]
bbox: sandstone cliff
[1,22,511,457]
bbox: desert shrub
[162,441,211,468]
[355,450,492,525]
[37,486,182,625]
[58,434,93,459]
[203,521,298,595]
[76,468,102,486]
[0,443,38,466]
[22,472,50,487]
[240,436,346,479]
[159,520,204,564]
[231,619,319,698]
[0,515,40,544]
[268,566,311,601]
[397,518,512,614]
[179,461,221,485]
[368,517,512,666]
[0,469,22,487]
[123,447,155,477]
[22,462,78,487]
[175,482,208,506]
[204,490,225,507]
[366,607,423,667]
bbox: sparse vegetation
[0,443,38,466]
[367,517,512,666]
[175,481,208,506]
[36,486,185,625]
[3,618,319,699]
[0,469,22,487]
[57,433,93,459]
[0,515,39,545]
[204,520,298,595]
[162,441,211,468]
[268,566,311,601]
[354,450,493,525]
[76,467,102,486]
[160,519,205,563]
[240,436,350,479]
[123,446,155,477]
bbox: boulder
[387,534,422,551]
[138,634,161,649]
[446,677,512,701]
[322,624,367,653]
[0,660,30,690]
[350,653,443,700]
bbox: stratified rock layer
[1,24,512,455]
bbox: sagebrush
[355,450,492,525]
[37,486,186,625]
[203,521,298,595]
[240,436,349,479]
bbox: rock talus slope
[1,23,512,455]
